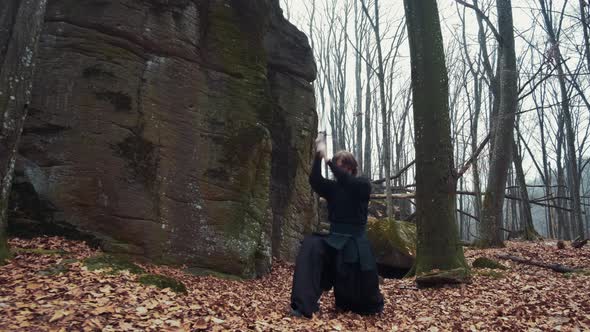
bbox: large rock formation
[10,0,317,277]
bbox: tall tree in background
[579,0,590,71]
[0,0,48,263]
[538,0,586,239]
[361,0,394,218]
[363,39,374,179]
[353,0,364,170]
[475,0,518,247]
[403,0,469,285]
[512,136,541,240]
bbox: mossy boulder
[367,217,416,277]
[138,274,187,294]
[472,257,508,270]
[83,254,145,275]
[416,267,471,287]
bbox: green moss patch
[12,248,70,256]
[416,267,472,287]
[472,257,508,270]
[367,217,417,259]
[83,254,145,274]
[473,269,506,279]
[138,274,187,294]
[38,259,78,276]
[563,270,590,278]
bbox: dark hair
[333,150,358,176]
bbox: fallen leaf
[211,317,225,324]
[193,318,209,330]
[92,305,115,315]
[48,310,69,323]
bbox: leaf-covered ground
[1,237,589,331]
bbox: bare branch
[455,0,502,42]
[372,160,415,185]
[456,134,491,178]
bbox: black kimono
[290,154,384,318]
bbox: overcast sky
[277,0,588,184]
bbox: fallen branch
[456,191,573,212]
[497,254,579,273]
[371,191,573,212]
[371,193,416,199]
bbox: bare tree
[512,133,541,240]
[458,0,519,247]
[363,38,374,179]
[353,0,365,169]
[538,0,586,239]
[360,0,395,217]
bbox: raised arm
[327,160,371,201]
[309,153,334,199]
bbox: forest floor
[1,237,589,331]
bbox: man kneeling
[290,135,384,318]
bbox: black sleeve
[327,160,371,201]
[309,153,334,199]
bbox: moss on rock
[83,254,145,274]
[138,273,187,294]
[472,257,508,270]
[367,217,416,269]
[416,267,471,287]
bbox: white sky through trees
[279,0,589,188]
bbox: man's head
[333,150,358,176]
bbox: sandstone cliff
[10,0,317,277]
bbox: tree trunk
[535,95,555,238]
[508,168,517,234]
[471,78,483,223]
[459,178,466,240]
[0,0,48,263]
[373,0,393,218]
[478,0,518,248]
[539,0,585,239]
[556,118,571,239]
[363,43,372,179]
[403,0,469,284]
[512,138,541,240]
[354,0,363,171]
[579,0,590,71]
